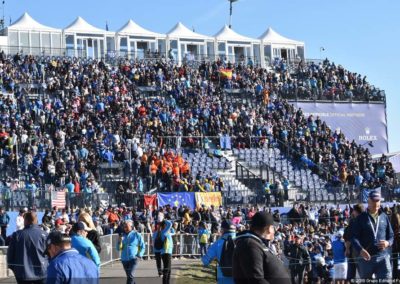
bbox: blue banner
[157,192,196,209]
[293,102,388,154]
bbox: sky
[4,0,400,153]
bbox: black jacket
[233,230,291,284]
[286,243,311,270]
[87,229,102,253]
[7,224,48,281]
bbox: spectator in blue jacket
[71,222,100,267]
[46,231,99,284]
[117,220,145,284]
[332,230,347,283]
[201,220,236,284]
[198,222,210,257]
[156,219,173,284]
[7,212,48,284]
[351,190,394,279]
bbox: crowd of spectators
[6,199,400,282]
[0,50,394,209]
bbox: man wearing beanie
[233,211,291,284]
[202,220,237,284]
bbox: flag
[220,68,232,80]
[195,192,222,208]
[157,192,196,209]
[51,191,66,208]
[144,194,157,211]
[106,21,109,31]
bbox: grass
[175,261,217,284]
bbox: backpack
[200,233,208,244]
[219,236,235,277]
[154,231,164,250]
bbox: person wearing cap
[71,222,100,267]
[233,211,291,284]
[0,207,10,240]
[7,212,48,284]
[201,219,236,284]
[46,231,99,283]
[332,230,347,284]
[117,220,145,284]
[351,190,394,279]
[286,233,311,284]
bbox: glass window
[65,35,74,47]
[52,34,61,49]
[106,37,115,51]
[170,40,177,49]
[207,42,214,57]
[120,37,128,50]
[253,44,260,63]
[157,39,166,54]
[20,32,29,48]
[9,31,18,46]
[218,42,225,52]
[30,33,40,55]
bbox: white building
[259,27,305,67]
[116,20,166,59]
[0,12,306,65]
[166,22,214,65]
[4,12,63,56]
[63,16,115,58]
[214,25,260,64]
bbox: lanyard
[369,214,380,241]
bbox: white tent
[213,25,258,63]
[167,22,213,64]
[6,12,62,56]
[167,22,211,40]
[8,12,61,32]
[64,16,112,35]
[116,20,166,59]
[259,27,305,66]
[117,20,164,38]
[63,16,114,58]
[214,25,257,43]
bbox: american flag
[51,191,66,208]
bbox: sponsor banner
[195,192,223,208]
[157,192,196,209]
[293,102,388,154]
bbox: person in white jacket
[16,208,27,231]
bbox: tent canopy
[117,20,165,38]
[167,22,211,40]
[259,27,303,45]
[64,16,112,35]
[8,12,61,32]
[214,25,256,43]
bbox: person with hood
[7,212,48,284]
[233,211,291,284]
[202,220,236,284]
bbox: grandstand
[0,12,396,212]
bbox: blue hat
[368,190,382,202]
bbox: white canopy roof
[259,27,303,45]
[117,20,165,38]
[167,22,211,40]
[64,16,113,35]
[214,25,256,43]
[8,12,61,33]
